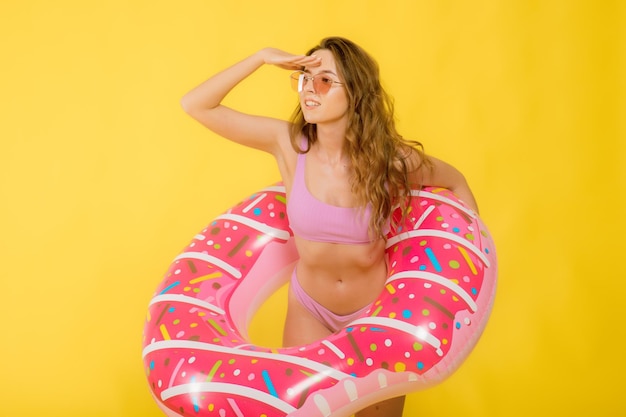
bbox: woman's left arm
[413,155,479,213]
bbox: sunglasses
[290,71,344,94]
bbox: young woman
[181,36,478,417]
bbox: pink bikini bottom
[290,268,372,332]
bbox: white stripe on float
[321,339,346,359]
[216,213,291,241]
[386,270,478,312]
[161,382,296,414]
[385,229,490,268]
[149,293,226,315]
[242,193,267,213]
[413,205,435,230]
[411,190,476,219]
[174,252,241,279]
[142,340,351,381]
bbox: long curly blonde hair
[289,36,432,239]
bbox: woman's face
[299,49,349,128]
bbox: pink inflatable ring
[142,184,497,417]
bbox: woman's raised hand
[260,47,322,70]
[180,47,322,153]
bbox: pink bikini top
[287,141,375,244]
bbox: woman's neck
[314,122,349,166]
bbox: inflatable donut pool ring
[142,184,497,417]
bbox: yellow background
[1,1,624,416]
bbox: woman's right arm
[180,48,320,156]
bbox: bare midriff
[294,236,388,315]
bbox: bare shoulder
[390,141,432,188]
[394,142,429,171]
